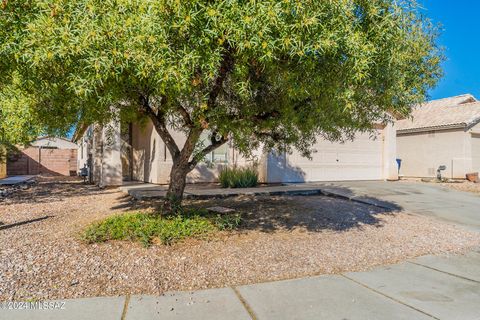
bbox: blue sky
[420,0,480,100]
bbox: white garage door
[279,130,384,182]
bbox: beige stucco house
[396,94,480,179]
[75,118,398,186]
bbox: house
[75,118,398,186]
[7,137,78,176]
[396,94,480,179]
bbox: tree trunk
[164,161,190,213]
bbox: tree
[0,90,38,144]
[0,76,42,160]
[0,0,442,210]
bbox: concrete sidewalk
[2,249,479,320]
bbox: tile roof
[396,94,480,133]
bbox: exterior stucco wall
[383,123,399,180]
[76,134,89,172]
[470,122,480,134]
[397,128,472,179]
[470,122,480,173]
[84,123,123,186]
[100,122,123,186]
[472,134,480,173]
[131,119,262,184]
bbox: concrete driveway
[313,180,480,231]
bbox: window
[199,131,228,164]
[212,143,228,163]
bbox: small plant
[213,213,242,230]
[82,209,242,246]
[219,166,258,188]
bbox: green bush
[219,166,258,188]
[82,210,242,246]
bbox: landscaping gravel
[1,178,480,300]
[399,178,480,195]
[439,181,480,195]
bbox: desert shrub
[219,166,258,188]
[82,209,242,246]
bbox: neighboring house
[74,118,398,186]
[7,137,78,176]
[396,94,480,179]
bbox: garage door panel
[292,148,381,165]
[283,130,384,182]
[338,152,382,164]
[293,165,383,182]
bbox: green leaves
[0,75,41,146]
[0,0,442,155]
[81,209,241,246]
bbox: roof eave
[465,116,480,130]
[72,123,90,143]
[396,123,466,135]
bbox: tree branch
[177,103,195,128]
[140,94,181,159]
[179,127,202,164]
[207,44,235,109]
[188,135,228,170]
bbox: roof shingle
[396,94,480,133]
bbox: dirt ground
[1,177,480,300]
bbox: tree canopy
[0,0,442,207]
[0,76,41,149]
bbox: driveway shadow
[310,184,403,211]
[113,183,405,233]
[187,193,401,233]
[3,178,403,234]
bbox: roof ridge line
[425,93,475,104]
[450,100,480,106]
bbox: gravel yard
[399,178,480,195]
[1,178,480,300]
[438,181,480,195]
